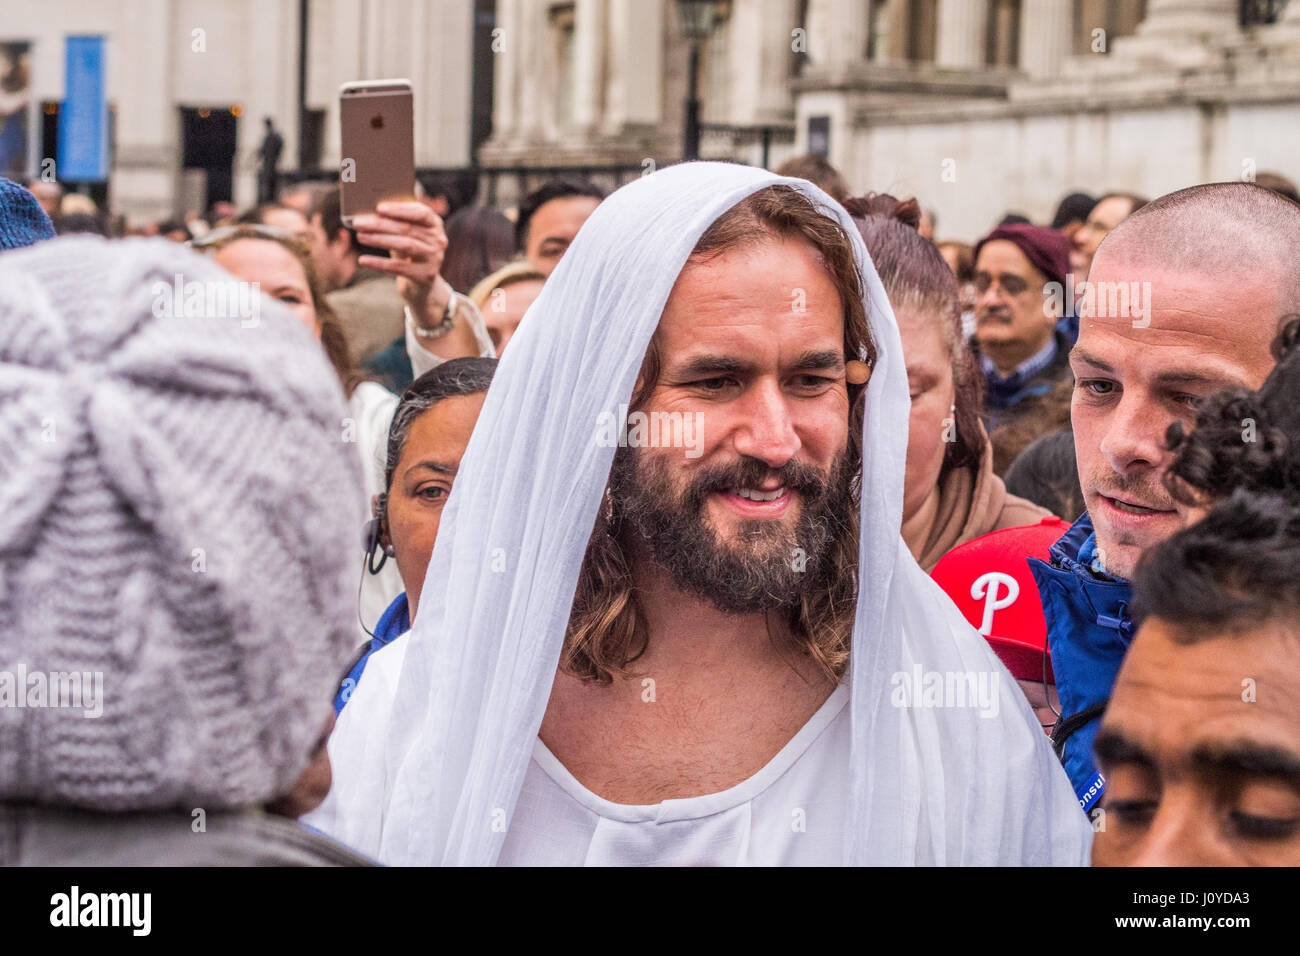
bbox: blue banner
[58,35,107,182]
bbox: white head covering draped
[314,162,1090,866]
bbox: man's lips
[712,486,794,518]
[1096,493,1177,517]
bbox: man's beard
[608,445,855,614]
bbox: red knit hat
[973,224,1069,291]
[930,517,1066,683]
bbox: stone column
[571,0,605,130]
[493,0,518,144]
[603,0,663,135]
[1137,0,1239,36]
[1018,0,1073,76]
[517,0,546,141]
[825,0,868,69]
[936,0,989,68]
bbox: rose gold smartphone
[338,79,415,228]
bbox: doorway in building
[180,105,237,214]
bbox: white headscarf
[314,162,1090,866]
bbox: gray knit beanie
[0,235,364,811]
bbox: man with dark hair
[1050,192,1097,239]
[309,186,492,374]
[1093,490,1300,865]
[1031,183,1300,818]
[514,177,604,275]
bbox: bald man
[1027,182,1300,817]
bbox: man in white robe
[308,163,1091,866]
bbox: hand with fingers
[352,200,452,316]
[352,200,481,363]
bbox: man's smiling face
[1069,250,1278,579]
[613,234,853,610]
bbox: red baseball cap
[930,517,1065,683]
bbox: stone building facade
[485,0,1300,239]
[2,0,481,224]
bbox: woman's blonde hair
[467,258,546,310]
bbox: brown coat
[326,266,407,365]
[907,438,1052,573]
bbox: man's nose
[976,282,1002,314]
[1125,793,1222,867]
[731,381,801,468]
[1098,391,1169,477]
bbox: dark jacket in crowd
[982,328,1075,476]
[982,327,1073,425]
[1028,512,1134,815]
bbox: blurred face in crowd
[973,240,1056,374]
[261,205,311,239]
[525,196,601,276]
[1069,248,1277,580]
[26,180,62,216]
[384,392,487,622]
[1071,196,1137,279]
[614,236,852,609]
[1093,615,1300,866]
[483,277,544,355]
[1018,678,1061,735]
[307,213,352,291]
[213,238,320,335]
[897,305,956,528]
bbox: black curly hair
[1132,489,1300,640]
[1162,314,1300,504]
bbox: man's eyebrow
[790,349,844,372]
[1151,369,1251,391]
[1094,727,1156,770]
[1192,741,1300,783]
[674,355,752,378]
[1069,348,1115,373]
[1070,348,1249,390]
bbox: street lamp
[677,0,718,162]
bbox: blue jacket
[334,592,411,715]
[1028,513,1134,813]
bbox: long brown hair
[192,224,363,396]
[563,185,876,684]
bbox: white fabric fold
[312,161,1091,866]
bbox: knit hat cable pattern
[0,236,363,811]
